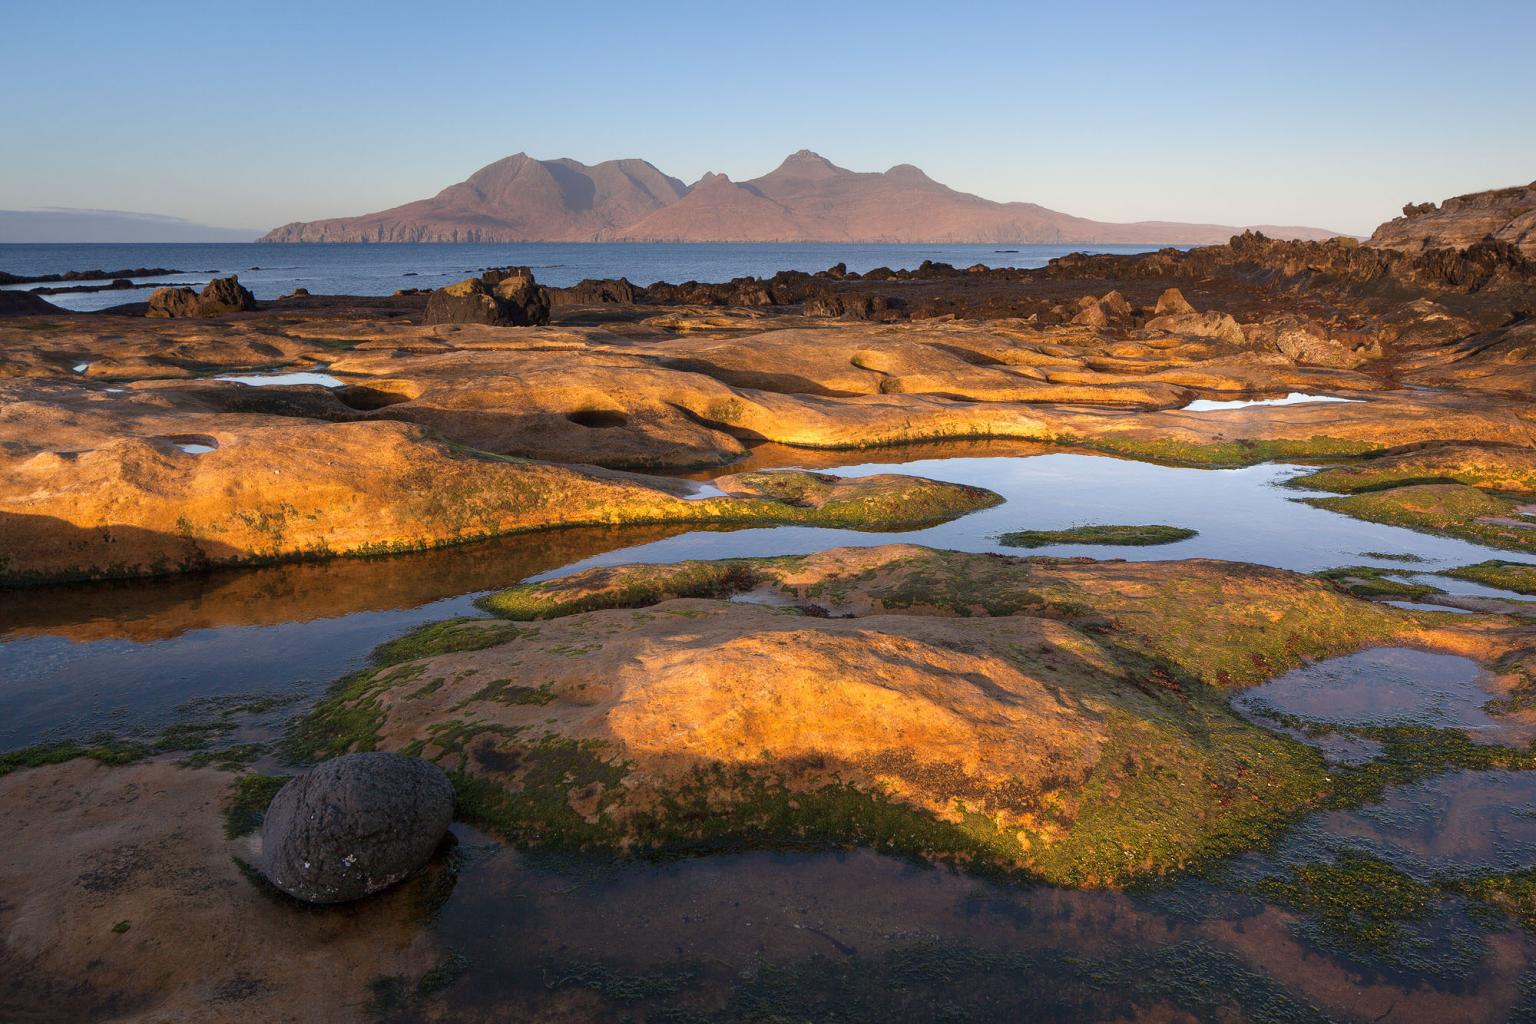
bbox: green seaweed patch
[999,524,1197,548]
[1451,868,1536,932]
[0,736,150,777]
[224,773,292,838]
[1314,565,1443,600]
[371,617,530,666]
[1306,484,1536,553]
[283,663,424,762]
[1065,434,1378,469]
[478,561,761,620]
[1442,559,1536,596]
[1256,852,1439,949]
[1026,703,1330,887]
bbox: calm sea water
[0,241,1165,311]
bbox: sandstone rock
[1099,290,1132,317]
[1145,310,1246,345]
[1246,316,1371,369]
[259,751,454,903]
[1370,182,1536,256]
[1154,287,1196,315]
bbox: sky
[2,0,1533,237]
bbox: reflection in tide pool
[1233,648,1502,734]
[215,371,344,387]
[540,454,1526,580]
[5,451,1536,749]
[1180,392,1361,412]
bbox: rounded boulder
[259,752,454,904]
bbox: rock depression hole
[567,409,629,429]
[335,383,419,411]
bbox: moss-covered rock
[290,545,1435,888]
[998,524,1196,548]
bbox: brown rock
[1369,181,1536,256]
[146,286,200,319]
[1145,310,1246,346]
[146,276,255,319]
[1154,287,1196,315]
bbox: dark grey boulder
[259,751,454,904]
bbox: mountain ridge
[261,150,1341,244]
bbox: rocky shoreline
[5,182,1536,1021]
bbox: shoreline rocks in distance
[258,751,454,904]
[0,266,179,286]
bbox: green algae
[0,736,149,777]
[370,617,530,666]
[223,773,292,838]
[998,524,1197,548]
[1314,565,1443,600]
[1256,852,1440,949]
[1066,434,1378,469]
[1442,559,1536,595]
[1306,484,1536,553]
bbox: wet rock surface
[259,751,454,903]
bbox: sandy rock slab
[0,760,443,1023]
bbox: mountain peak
[763,150,845,179]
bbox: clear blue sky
[3,0,1533,235]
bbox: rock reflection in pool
[410,831,1534,1023]
[1317,770,1536,871]
[1233,647,1518,740]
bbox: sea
[0,241,1165,312]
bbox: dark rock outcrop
[0,290,66,317]
[147,276,256,318]
[258,752,454,904]
[425,267,551,326]
[549,277,637,307]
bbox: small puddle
[1383,600,1476,614]
[681,482,728,501]
[1234,647,1513,739]
[1181,392,1360,412]
[215,371,344,388]
[72,362,90,374]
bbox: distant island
[261,149,1341,245]
[0,208,258,244]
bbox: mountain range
[260,150,1339,245]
